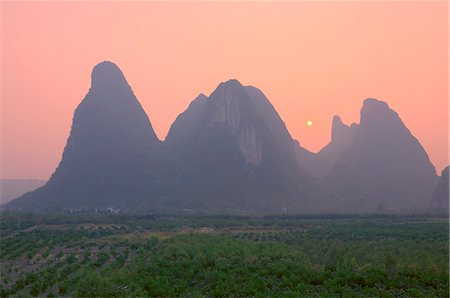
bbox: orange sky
[1,1,448,180]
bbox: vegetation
[0,213,448,297]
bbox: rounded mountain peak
[362,98,389,109]
[360,98,396,125]
[91,61,128,90]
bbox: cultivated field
[0,213,448,297]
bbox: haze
[1,1,448,180]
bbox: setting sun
[307,120,313,127]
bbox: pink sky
[1,1,448,180]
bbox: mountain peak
[325,98,437,211]
[193,93,208,103]
[331,115,344,142]
[331,115,357,143]
[216,79,243,91]
[91,61,128,91]
[203,79,250,132]
[222,79,242,85]
[6,60,161,211]
[359,98,401,131]
[332,115,343,123]
[363,98,389,108]
[361,98,390,117]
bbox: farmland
[0,213,448,297]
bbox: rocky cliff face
[200,80,265,166]
[164,80,319,213]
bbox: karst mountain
[5,62,443,214]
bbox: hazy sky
[1,1,448,180]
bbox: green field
[0,213,448,297]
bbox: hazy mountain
[296,116,358,178]
[430,166,449,213]
[0,179,46,205]
[164,80,320,213]
[324,98,437,212]
[5,61,440,214]
[6,61,164,211]
[318,116,358,171]
[244,86,294,147]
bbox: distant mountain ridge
[5,61,442,214]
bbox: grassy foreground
[0,213,448,297]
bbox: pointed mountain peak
[202,79,252,131]
[210,79,247,99]
[306,114,358,178]
[332,115,343,124]
[325,98,438,211]
[331,115,356,143]
[331,115,345,132]
[186,93,208,110]
[192,93,208,104]
[217,79,243,89]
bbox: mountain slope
[165,93,208,144]
[0,179,46,205]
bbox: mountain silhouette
[5,62,441,214]
[324,98,437,212]
[296,116,358,179]
[6,61,163,211]
[164,80,319,213]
